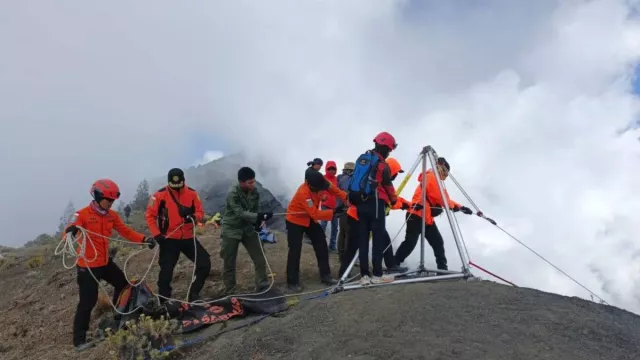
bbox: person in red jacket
[63,179,154,351]
[285,169,347,292]
[320,160,339,251]
[145,168,210,303]
[354,132,399,285]
[394,157,474,270]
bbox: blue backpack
[347,151,380,203]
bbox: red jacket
[407,170,460,225]
[372,151,397,204]
[66,202,145,268]
[287,182,347,227]
[145,186,204,240]
[321,161,339,209]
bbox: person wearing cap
[320,160,340,252]
[394,157,474,271]
[220,167,272,293]
[285,169,348,291]
[335,161,355,258]
[145,168,210,303]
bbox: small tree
[130,179,150,211]
[57,201,76,234]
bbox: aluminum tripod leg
[419,150,427,272]
[426,148,471,273]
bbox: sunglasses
[327,167,337,171]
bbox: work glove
[412,204,424,211]
[184,214,196,223]
[401,202,410,211]
[459,206,473,215]
[153,234,166,245]
[256,212,273,222]
[65,225,79,236]
[144,237,157,249]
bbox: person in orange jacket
[63,179,155,351]
[394,157,473,270]
[338,158,410,278]
[320,160,339,251]
[145,168,210,303]
[285,169,347,291]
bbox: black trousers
[394,213,448,270]
[73,260,126,346]
[356,198,387,277]
[339,217,396,277]
[157,238,211,301]
[286,220,331,285]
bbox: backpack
[347,151,381,204]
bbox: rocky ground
[1,225,639,360]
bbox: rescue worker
[353,132,399,285]
[145,168,210,303]
[339,157,409,278]
[320,160,339,252]
[123,204,131,223]
[285,169,348,291]
[335,162,354,258]
[394,157,473,270]
[220,167,272,293]
[64,179,155,351]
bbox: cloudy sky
[3,0,640,312]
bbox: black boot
[386,265,408,274]
[320,275,337,286]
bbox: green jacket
[221,183,259,239]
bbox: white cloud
[194,150,224,166]
[2,0,640,312]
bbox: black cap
[168,168,185,188]
[305,168,329,190]
[437,157,450,171]
[307,158,323,167]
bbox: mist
[2,0,640,312]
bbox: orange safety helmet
[90,179,121,201]
[373,132,397,150]
[386,158,404,177]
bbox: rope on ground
[448,172,609,305]
[468,261,517,287]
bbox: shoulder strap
[166,186,187,210]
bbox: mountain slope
[192,280,640,360]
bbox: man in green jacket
[220,167,273,293]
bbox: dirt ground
[1,227,640,360]
[0,227,333,360]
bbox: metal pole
[425,149,470,273]
[342,272,466,291]
[419,149,427,271]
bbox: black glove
[412,204,423,210]
[184,214,196,223]
[256,212,273,222]
[334,205,345,214]
[144,237,157,249]
[65,225,79,236]
[459,206,473,215]
[401,202,410,210]
[154,234,166,245]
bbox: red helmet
[90,179,121,201]
[373,132,397,150]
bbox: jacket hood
[325,161,337,178]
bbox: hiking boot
[371,274,394,284]
[320,276,337,286]
[188,293,203,303]
[285,284,303,293]
[75,342,95,352]
[255,280,271,292]
[359,275,371,286]
[386,265,408,274]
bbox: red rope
[469,261,518,287]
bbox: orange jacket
[145,186,204,240]
[346,196,410,221]
[407,170,460,225]
[66,202,145,268]
[286,182,347,227]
